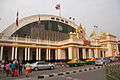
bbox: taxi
[67,59,86,67]
[85,58,96,64]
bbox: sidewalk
[0,69,28,80]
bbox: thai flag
[38,16,40,25]
[38,16,40,31]
[55,4,60,10]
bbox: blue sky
[0,0,120,40]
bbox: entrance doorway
[50,49,55,61]
[79,48,83,60]
[41,49,46,61]
[65,48,68,60]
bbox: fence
[105,63,120,80]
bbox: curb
[38,66,103,79]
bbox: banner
[84,41,91,45]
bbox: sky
[0,0,120,40]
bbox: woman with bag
[25,63,31,77]
[5,62,10,76]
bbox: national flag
[38,16,40,25]
[16,11,19,27]
[94,25,98,28]
[37,16,40,31]
[55,4,60,10]
[90,31,95,38]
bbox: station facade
[0,14,119,62]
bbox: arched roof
[2,14,77,37]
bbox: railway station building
[0,14,119,62]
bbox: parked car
[85,58,96,64]
[67,59,86,67]
[109,57,118,62]
[30,61,55,71]
[115,56,120,62]
[95,58,111,66]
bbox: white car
[30,61,55,71]
[95,58,111,66]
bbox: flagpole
[94,25,98,36]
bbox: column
[73,48,76,60]
[107,43,112,57]
[25,47,27,61]
[12,47,15,60]
[89,49,92,58]
[94,48,99,58]
[38,48,41,60]
[76,48,79,59]
[46,49,49,60]
[15,47,18,60]
[116,44,119,56]
[28,48,30,60]
[82,48,86,59]
[0,46,3,60]
[48,49,51,60]
[57,49,61,60]
[36,48,38,60]
[55,49,58,60]
[68,47,73,60]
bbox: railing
[105,63,120,80]
[0,36,100,46]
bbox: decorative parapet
[0,35,100,47]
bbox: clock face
[58,25,63,31]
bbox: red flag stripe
[38,16,40,25]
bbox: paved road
[0,65,101,80]
[44,68,106,80]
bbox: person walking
[1,63,4,73]
[13,59,18,69]
[18,63,23,75]
[5,62,10,76]
[25,63,31,77]
[10,62,15,77]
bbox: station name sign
[84,41,91,45]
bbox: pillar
[68,47,73,60]
[89,49,92,58]
[107,43,112,57]
[12,47,15,60]
[28,48,30,60]
[36,48,39,60]
[25,47,27,61]
[77,48,79,59]
[73,48,76,60]
[46,49,49,60]
[48,49,51,60]
[57,49,61,60]
[55,49,58,60]
[39,48,41,60]
[116,44,119,56]
[94,48,99,58]
[15,47,18,60]
[82,48,86,59]
[0,46,3,60]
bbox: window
[51,17,55,20]
[37,62,48,65]
[65,21,68,24]
[61,19,64,22]
[56,18,59,21]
